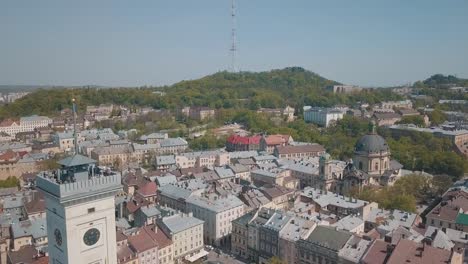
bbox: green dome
[355,134,389,154]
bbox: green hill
[0,67,402,119]
[414,74,468,89]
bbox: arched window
[384,161,387,169]
[375,162,379,171]
[358,161,363,170]
[321,166,324,174]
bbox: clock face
[83,228,100,246]
[54,229,62,246]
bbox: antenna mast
[72,98,78,155]
[230,0,238,72]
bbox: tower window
[358,162,363,170]
[88,207,95,214]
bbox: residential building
[278,217,316,264]
[226,135,262,152]
[157,213,205,261]
[274,144,326,159]
[379,100,413,110]
[303,107,344,127]
[0,115,52,140]
[373,112,402,126]
[91,145,134,166]
[158,138,188,155]
[232,211,256,260]
[297,226,352,264]
[327,85,362,94]
[300,187,379,219]
[258,211,292,263]
[259,134,293,153]
[186,194,245,246]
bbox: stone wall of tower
[46,195,118,264]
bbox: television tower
[230,0,238,72]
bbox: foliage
[352,174,461,212]
[414,74,468,89]
[0,67,404,121]
[189,133,226,151]
[396,115,425,126]
[428,109,447,125]
[385,130,467,180]
[0,177,19,188]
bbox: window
[358,161,363,170]
[88,207,95,214]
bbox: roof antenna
[72,98,78,155]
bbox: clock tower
[36,154,122,264]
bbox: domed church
[319,124,403,194]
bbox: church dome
[355,133,389,154]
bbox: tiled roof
[137,181,157,197]
[24,192,45,215]
[386,239,452,264]
[128,228,158,253]
[264,134,290,145]
[7,245,48,264]
[227,135,261,145]
[361,240,390,264]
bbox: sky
[1,0,468,87]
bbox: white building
[186,194,245,246]
[303,107,344,127]
[0,115,52,140]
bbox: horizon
[1,1,468,87]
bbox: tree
[429,109,446,126]
[397,116,425,127]
[0,177,20,188]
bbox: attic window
[88,207,95,214]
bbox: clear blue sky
[1,0,467,87]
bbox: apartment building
[186,194,245,246]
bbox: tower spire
[72,98,78,155]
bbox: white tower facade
[36,156,122,264]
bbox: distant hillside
[0,85,49,93]
[414,74,468,88]
[0,67,403,120]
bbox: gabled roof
[57,154,96,167]
[227,135,262,145]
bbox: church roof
[57,154,96,167]
[355,133,389,154]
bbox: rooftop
[304,226,352,251]
[186,194,244,213]
[159,213,204,234]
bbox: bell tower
[36,156,122,264]
[36,99,122,264]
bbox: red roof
[0,119,19,127]
[0,150,18,162]
[128,229,158,253]
[362,240,390,264]
[227,135,261,145]
[142,225,173,248]
[386,239,452,264]
[264,134,290,145]
[137,181,157,197]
